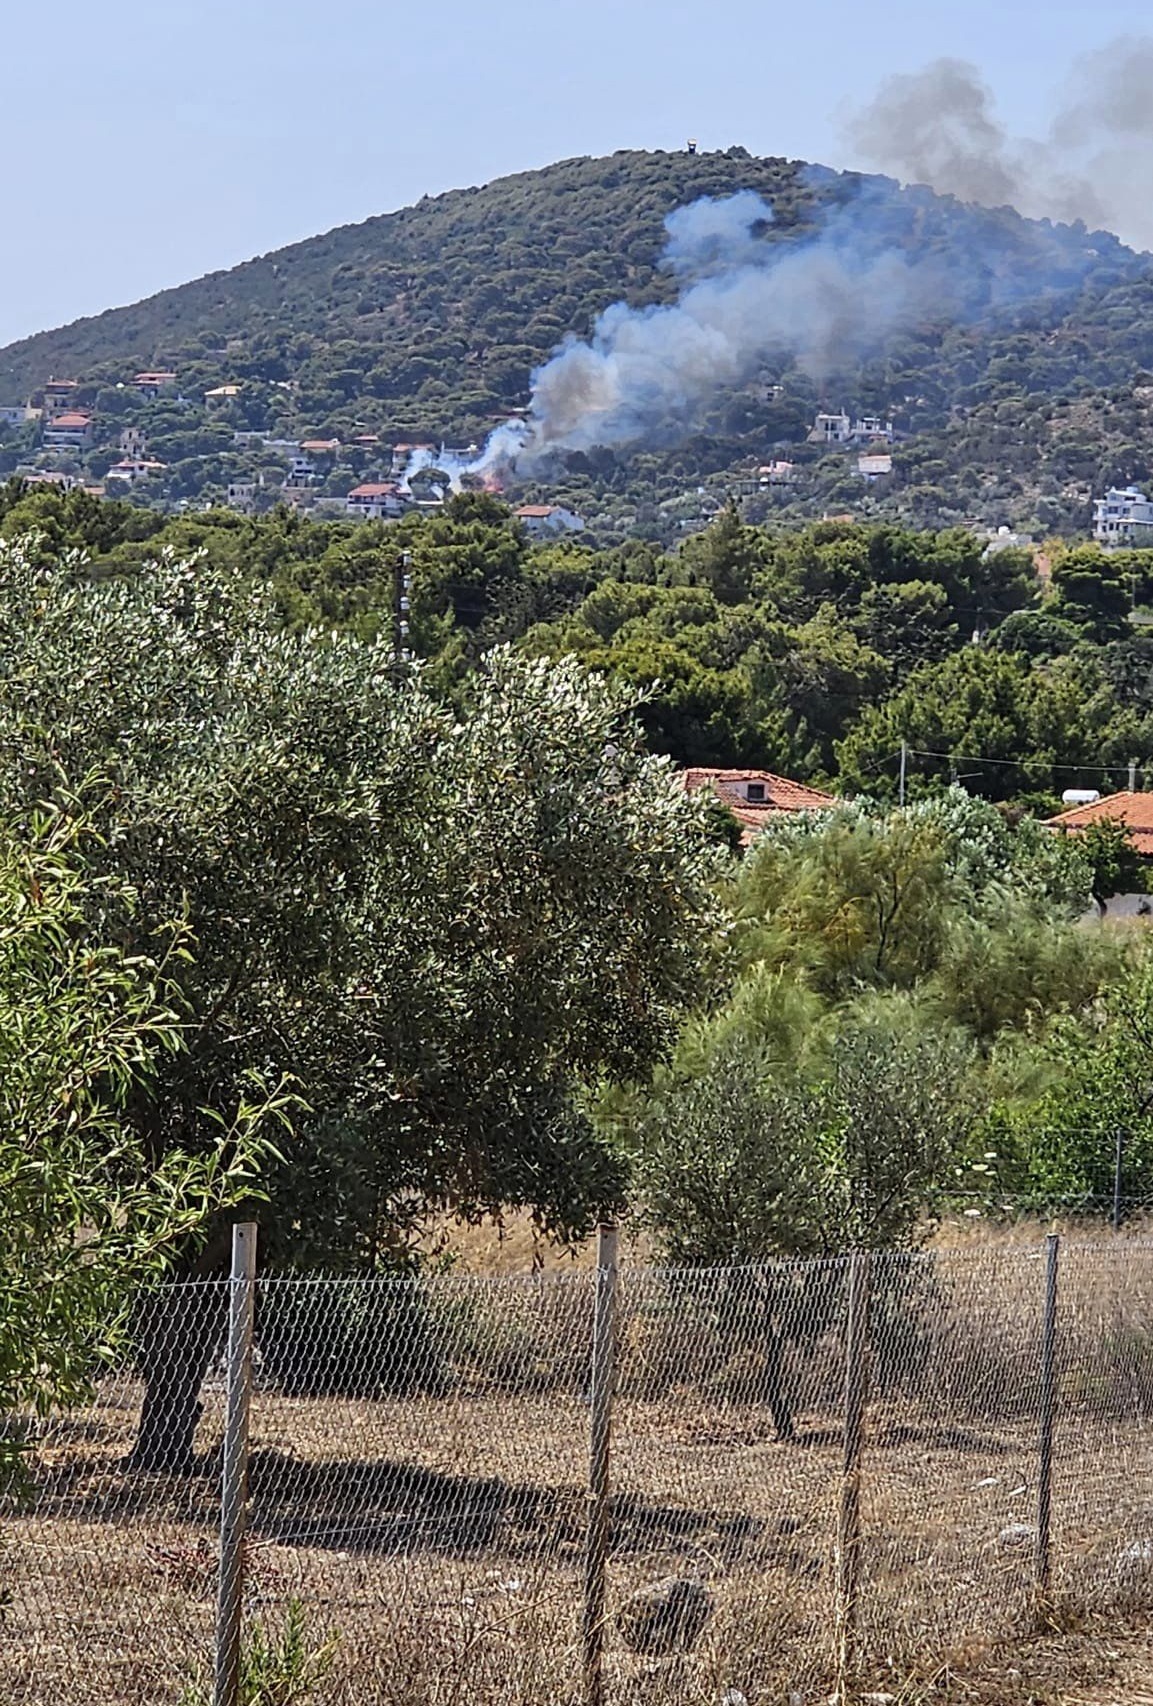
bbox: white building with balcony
[1094,486,1153,547]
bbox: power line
[902,746,1141,780]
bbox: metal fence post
[1035,1232,1060,1606]
[213,1223,258,1706]
[582,1223,620,1706]
[835,1248,871,1704]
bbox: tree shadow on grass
[17,1443,766,1569]
[245,1448,763,1563]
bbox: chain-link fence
[6,1233,1153,1704]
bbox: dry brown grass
[7,1245,1153,1705]
[417,1208,1153,1277]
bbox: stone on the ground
[616,1577,713,1657]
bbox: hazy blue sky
[3,0,1150,349]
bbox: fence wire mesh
[5,1241,1153,1704]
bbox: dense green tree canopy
[0,802,274,1472]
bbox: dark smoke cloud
[844,38,1153,249]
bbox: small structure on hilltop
[678,767,838,848]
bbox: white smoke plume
[447,187,958,483]
[444,171,1107,483]
[844,38,1153,250]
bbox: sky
[3,0,1152,351]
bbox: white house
[514,503,585,536]
[346,481,404,520]
[809,411,894,447]
[857,451,893,479]
[0,405,32,428]
[809,411,852,444]
[758,460,797,486]
[1094,486,1153,547]
[226,481,258,512]
[105,456,166,484]
[852,415,895,442]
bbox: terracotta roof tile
[1046,791,1153,856]
[678,767,838,844]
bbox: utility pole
[394,550,412,665]
[899,740,907,807]
[1130,757,1139,793]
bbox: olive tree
[629,1000,977,1437]
[0,800,272,1475]
[0,540,719,1468]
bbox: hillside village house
[105,457,166,485]
[678,767,838,847]
[43,411,93,450]
[41,380,79,419]
[1094,486,1153,547]
[16,468,85,491]
[858,451,893,479]
[133,372,176,395]
[808,412,895,446]
[0,405,34,427]
[515,503,585,536]
[226,481,258,512]
[346,482,404,520]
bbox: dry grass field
[6,1239,1153,1705]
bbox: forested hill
[4,147,1153,534]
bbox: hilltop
[3,147,1153,536]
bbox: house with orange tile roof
[346,481,403,520]
[1046,791,1153,858]
[40,379,79,419]
[42,411,93,450]
[515,503,585,535]
[678,767,838,847]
